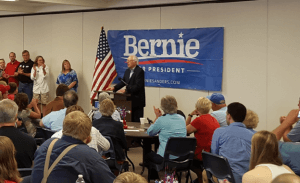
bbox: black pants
[131,106,144,122]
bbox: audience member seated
[186,97,220,183]
[93,92,121,121]
[93,98,127,161]
[207,93,228,127]
[276,99,300,142]
[51,105,110,153]
[43,84,69,116]
[0,136,22,183]
[272,110,300,176]
[243,109,259,133]
[0,99,37,168]
[8,82,18,100]
[31,111,115,183]
[0,84,10,100]
[14,93,41,136]
[40,90,78,131]
[210,102,254,183]
[146,95,187,179]
[272,174,300,183]
[114,172,148,183]
[242,131,294,183]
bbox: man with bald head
[106,55,145,122]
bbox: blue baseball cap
[207,93,225,104]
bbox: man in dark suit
[106,55,145,122]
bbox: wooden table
[125,122,159,174]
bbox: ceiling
[0,0,254,15]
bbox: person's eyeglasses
[126,60,135,63]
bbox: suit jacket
[92,116,127,160]
[114,65,145,108]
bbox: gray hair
[0,99,18,123]
[130,55,139,65]
[161,95,178,114]
[98,92,110,103]
[100,99,115,117]
[63,90,78,108]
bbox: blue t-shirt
[56,70,78,92]
[211,106,228,127]
[287,119,300,142]
[211,122,255,183]
[147,114,186,157]
[42,108,67,131]
[279,141,300,176]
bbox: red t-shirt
[4,60,20,85]
[191,114,220,160]
[7,94,14,101]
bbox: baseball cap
[207,93,225,104]
[0,85,10,94]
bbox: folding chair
[202,151,235,183]
[18,168,32,177]
[102,136,130,175]
[147,137,197,183]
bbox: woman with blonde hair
[186,97,220,183]
[56,60,78,92]
[0,136,22,183]
[243,109,259,133]
[114,172,147,183]
[242,131,294,183]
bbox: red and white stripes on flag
[90,27,117,102]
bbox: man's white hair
[130,55,139,65]
[98,92,110,103]
[0,99,18,123]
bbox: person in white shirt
[242,131,294,183]
[30,56,49,112]
[51,105,110,153]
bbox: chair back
[202,151,235,183]
[18,168,32,177]
[102,136,116,160]
[163,137,197,171]
[36,127,56,140]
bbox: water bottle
[75,174,85,183]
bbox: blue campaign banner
[107,27,224,91]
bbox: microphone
[118,77,128,86]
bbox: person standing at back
[4,52,20,85]
[15,50,34,103]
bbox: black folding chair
[102,136,130,175]
[147,137,197,183]
[202,151,235,183]
[34,127,56,145]
[18,168,32,177]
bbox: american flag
[90,27,117,102]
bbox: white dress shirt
[51,126,110,152]
[30,65,49,94]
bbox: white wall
[0,0,298,131]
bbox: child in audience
[114,172,147,183]
[0,136,22,183]
[8,82,18,100]
[242,131,294,183]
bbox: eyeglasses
[126,60,135,63]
